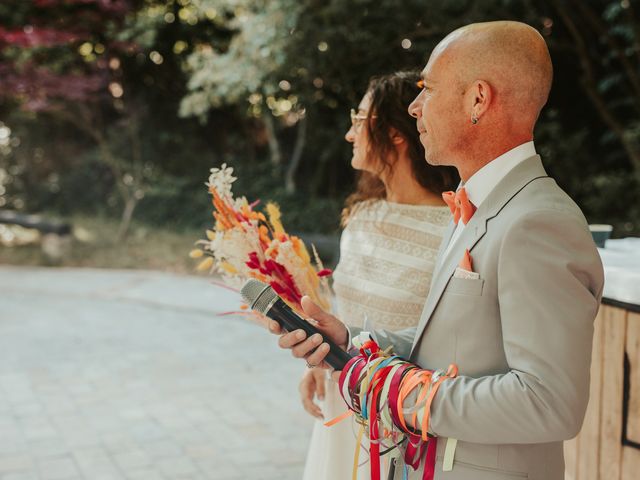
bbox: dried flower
[206,163,237,199]
[194,163,332,314]
[266,202,285,235]
[196,256,214,271]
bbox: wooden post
[573,305,606,480]
[622,312,640,479]
[598,305,627,480]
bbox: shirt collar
[462,141,537,208]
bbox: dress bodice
[332,200,451,331]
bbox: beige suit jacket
[350,155,604,479]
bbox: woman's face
[345,92,378,173]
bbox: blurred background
[2,3,640,480]
[1,0,639,271]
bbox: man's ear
[470,79,492,122]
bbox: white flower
[209,231,223,253]
[211,224,263,276]
[206,163,237,198]
[234,196,249,210]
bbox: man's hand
[268,296,349,369]
[299,368,326,419]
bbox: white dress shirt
[442,141,537,258]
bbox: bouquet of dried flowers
[191,164,332,313]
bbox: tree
[178,0,640,233]
[180,0,304,191]
[1,0,638,238]
[0,0,151,239]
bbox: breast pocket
[444,276,484,296]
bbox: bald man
[271,21,604,479]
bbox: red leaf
[0,27,81,48]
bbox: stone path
[0,267,314,480]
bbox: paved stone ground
[0,266,314,480]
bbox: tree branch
[623,0,640,65]
[570,0,640,106]
[552,0,640,179]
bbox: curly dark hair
[342,71,459,225]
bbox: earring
[471,116,478,125]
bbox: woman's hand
[299,368,327,419]
[268,296,349,369]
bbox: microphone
[240,279,352,370]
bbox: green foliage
[179,0,300,118]
[1,0,639,241]
[135,174,212,229]
[230,160,342,233]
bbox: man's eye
[416,79,425,89]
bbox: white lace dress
[302,200,451,480]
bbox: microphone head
[240,279,277,314]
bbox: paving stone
[91,473,126,480]
[139,440,183,460]
[37,457,79,480]
[181,444,221,461]
[27,439,70,459]
[0,455,32,475]
[155,457,199,477]
[0,444,25,457]
[112,451,151,470]
[101,434,140,455]
[0,267,314,480]
[0,472,39,480]
[123,468,165,480]
[194,460,240,478]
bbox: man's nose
[408,94,422,118]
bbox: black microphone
[240,279,352,370]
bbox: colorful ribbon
[325,339,458,480]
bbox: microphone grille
[240,279,277,314]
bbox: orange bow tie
[442,188,476,225]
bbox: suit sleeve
[348,326,417,360]
[423,209,604,444]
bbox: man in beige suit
[271,21,604,479]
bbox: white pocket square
[453,267,480,280]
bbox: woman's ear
[389,127,405,145]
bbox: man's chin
[424,153,440,166]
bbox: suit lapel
[409,155,549,356]
[410,211,489,353]
[432,220,457,279]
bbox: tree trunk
[117,193,138,241]
[285,115,307,194]
[56,106,147,242]
[263,113,281,166]
[309,149,332,196]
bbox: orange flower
[212,190,240,228]
[291,236,311,264]
[258,224,271,246]
[248,271,269,283]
